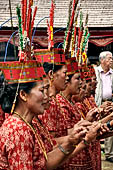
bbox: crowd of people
[0,50,113,170]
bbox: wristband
[99,120,102,124]
[106,120,113,131]
[58,145,72,155]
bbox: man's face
[101,54,113,69]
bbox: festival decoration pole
[80,13,90,64]
[16,6,23,51]
[77,10,83,62]
[63,0,72,51]
[31,6,38,41]
[24,0,27,31]
[47,0,55,50]
[64,0,79,55]
[71,8,79,58]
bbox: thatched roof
[0,0,113,28]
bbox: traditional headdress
[34,0,66,65]
[63,0,91,79]
[88,65,96,77]
[0,60,45,84]
[80,65,91,80]
[0,0,46,83]
[34,48,66,65]
[0,0,46,115]
[66,57,79,75]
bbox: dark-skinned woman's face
[69,73,81,95]
[25,81,45,115]
[53,65,68,92]
[85,80,92,97]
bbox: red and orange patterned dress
[40,97,61,133]
[82,96,101,170]
[0,115,55,170]
[41,93,94,170]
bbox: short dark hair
[43,62,65,74]
[68,74,74,82]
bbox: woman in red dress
[40,62,69,134]
[56,72,101,169]
[72,74,101,170]
[41,59,103,170]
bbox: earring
[24,98,27,102]
[50,78,53,87]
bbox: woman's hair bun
[43,62,64,74]
[43,62,53,74]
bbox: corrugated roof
[0,0,113,28]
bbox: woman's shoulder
[56,93,66,104]
[0,116,33,138]
[0,116,34,154]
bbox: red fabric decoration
[34,48,66,65]
[79,65,92,80]
[0,60,46,84]
[66,57,78,75]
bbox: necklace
[74,103,86,120]
[53,96,67,120]
[83,98,92,110]
[60,92,86,120]
[14,111,48,160]
[60,92,74,106]
[35,117,54,147]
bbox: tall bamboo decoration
[16,6,23,52]
[77,10,83,63]
[70,8,79,58]
[64,0,79,55]
[63,0,72,50]
[81,13,90,65]
[17,0,37,61]
[47,0,55,50]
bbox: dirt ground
[102,153,113,170]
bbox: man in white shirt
[95,51,113,162]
